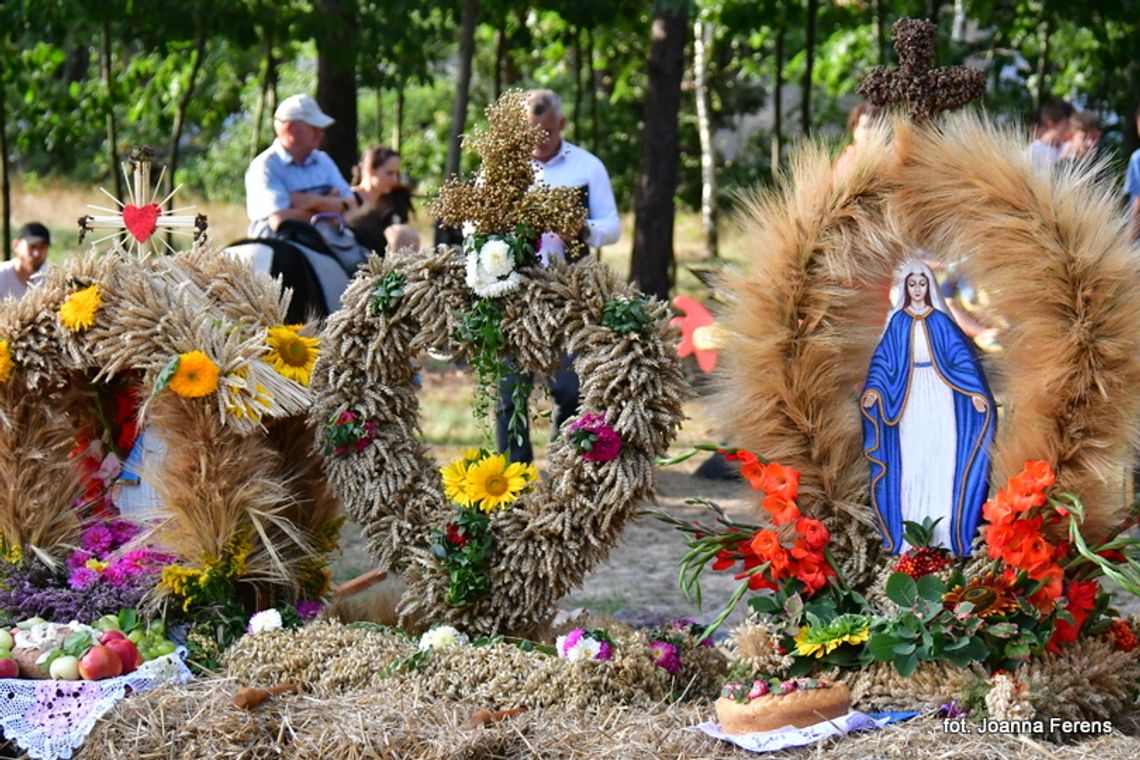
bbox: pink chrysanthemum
[80,524,114,554]
[296,600,324,619]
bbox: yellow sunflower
[464,454,530,513]
[169,350,220,398]
[265,325,320,386]
[441,457,473,507]
[59,284,102,332]
[793,615,871,658]
[0,339,13,383]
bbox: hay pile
[79,681,1140,759]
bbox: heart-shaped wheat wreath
[311,92,688,635]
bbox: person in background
[1030,97,1074,167]
[494,89,620,464]
[1060,111,1103,163]
[345,145,418,255]
[834,101,882,176]
[0,222,51,300]
[245,94,358,238]
[1125,104,1140,241]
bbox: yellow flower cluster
[225,367,274,421]
[264,324,319,386]
[158,536,252,612]
[0,339,12,383]
[59,284,102,332]
[441,448,538,514]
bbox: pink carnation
[296,600,324,619]
[568,412,623,463]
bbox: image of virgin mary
[860,261,996,556]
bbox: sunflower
[0,339,13,383]
[441,457,473,507]
[168,350,220,398]
[942,572,1021,619]
[464,454,530,513]
[265,325,320,386]
[59,284,102,332]
[793,614,871,658]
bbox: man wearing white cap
[245,94,358,238]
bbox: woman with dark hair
[860,261,996,557]
[346,145,418,255]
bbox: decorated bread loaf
[715,678,850,735]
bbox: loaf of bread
[715,679,850,735]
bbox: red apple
[0,658,18,679]
[100,630,127,643]
[78,645,123,680]
[102,639,141,674]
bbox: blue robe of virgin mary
[861,308,995,556]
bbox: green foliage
[369,271,407,316]
[601,297,654,334]
[429,506,494,607]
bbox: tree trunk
[1,84,9,260]
[772,23,785,171]
[100,18,123,202]
[375,86,383,143]
[629,9,687,301]
[873,0,886,64]
[436,0,478,246]
[493,17,506,99]
[252,26,275,159]
[801,0,817,137]
[1034,19,1052,112]
[316,0,359,179]
[693,18,717,260]
[571,26,583,142]
[393,89,405,152]
[169,30,207,198]
[586,27,598,152]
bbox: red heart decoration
[122,203,161,243]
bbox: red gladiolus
[982,491,1017,525]
[1047,579,1099,653]
[1018,460,1056,492]
[750,529,782,559]
[795,517,830,550]
[1024,565,1064,613]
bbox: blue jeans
[495,354,580,464]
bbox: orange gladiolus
[763,495,801,526]
[1025,565,1064,613]
[750,529,782,559]
[756,462,799,502]
[1018,460,1056,492]
[982,491,1017,525]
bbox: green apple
[49,655,81,681]
[0,629,13,650]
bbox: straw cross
[859,18,985,121]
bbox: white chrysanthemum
[465,249,521,298]
[418,625,469,652]
[565,637,602,662]
[248,609,283,634]
[462,221,477,238]
[479,238,515,278]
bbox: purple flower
[66,550,93,570]
[649,639,681,675]
[296,599,324,619]
[103,549,173,586]
[67,567,99,590]
[106,519,141,546]
[597,641,613,661]
[80,524,114,555]
[557,628,586,658]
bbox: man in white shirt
[527,89,620,250]
[495,90,621,463]
[0,222,51,300]
[245,94,358,238]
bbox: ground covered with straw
[75,678,1140,760]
